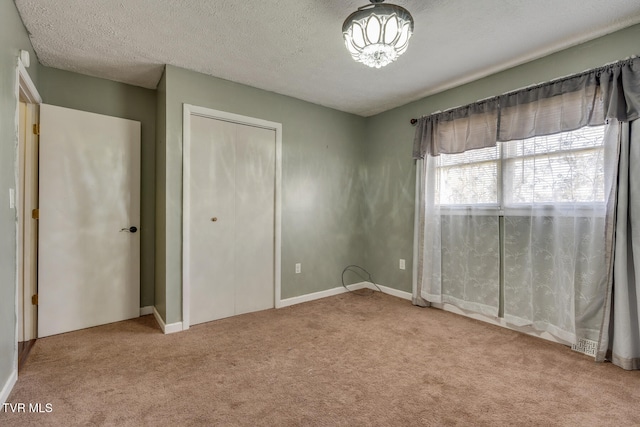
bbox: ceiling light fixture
[342,0,414,69]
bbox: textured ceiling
[15,0,640,116]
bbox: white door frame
[14,59,41,359]
[182,104,282,330]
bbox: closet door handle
[211,217,218,222]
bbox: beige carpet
[2,292,639,426]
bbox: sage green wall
[38,67,157,307]
[155,69,167,320]
[0,0,39,396]
[157,65,366,324]
[363,23,640,293]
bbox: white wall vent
[571,338,598,357]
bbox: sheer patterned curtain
[414,101,500,316]
[496,78,617,342]
[413,57,640,370]
[500,126,614,343]
[418,147,501,316]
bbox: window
[503,126,605,205]
[435,145,498,206]
[435,125,606,208]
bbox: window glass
[436,146,499,205]
[434,125,605,207]
[503,126,605,205]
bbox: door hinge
[32,208,39,219]
[32,124,40,135]
[31,294,38,305]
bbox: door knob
[211,217,218,222]
[120,226,138,233]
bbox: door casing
[16,59,41,348]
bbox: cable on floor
[341,265,383,296]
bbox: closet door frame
[182,104,282,330]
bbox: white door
[38,104,140,337]
[187,114,275,326]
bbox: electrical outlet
[399,259,406,270]
[295,263,301,274]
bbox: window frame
[433,125,606,214]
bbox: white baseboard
[374,284,412,301]
[278,285,353,308]
[140,306,154,316]
[350,282,412,301]
[278,281,412,308]
[0,369,17,405]
[152,307,183,334]
[430,302,572,347]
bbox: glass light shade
[342,2,414,69]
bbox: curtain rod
[408,55,638,126]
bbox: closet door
[188,115,275,326]
[189,116,236,324]
[234,124,275,315]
